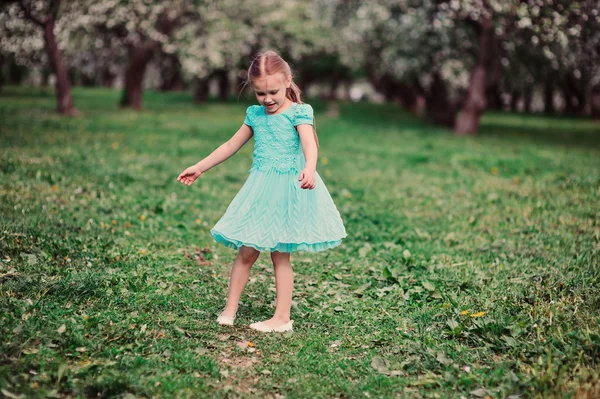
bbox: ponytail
[287,81,319,148]
[286,81,302,104]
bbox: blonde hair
[245,50,319,148]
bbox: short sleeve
[294,104,314,126]
[243,105,256,127]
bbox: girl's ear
[286,75,292,88]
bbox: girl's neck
[266,98,293,115]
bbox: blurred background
[0,0,599,134]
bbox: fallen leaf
[370,356,390,375]
[57,324,66,334]
[470,388,489,397]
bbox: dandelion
[140,249,147,255]
[140,215,146,221]
[491,167,498,175]
[124,221,131,229]
[112,142,119,149]
[461,310,469,316]
[248,341,255,347]
[112,220,117,225]
[321,156,329,165]
[196,219,201,224]
[325,169,332,177]
[51,185,57,192]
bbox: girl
[177,50,347,333]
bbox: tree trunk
[0,54,4,93]
[101,66,116,88]
[120,45,154,109]
[120,12,180,109]
[328,75,340,101]
[454,16,495,135]
[510,90,520,112]
[425,73,457,127]
[159,54,185,91]
[485,84,502,110]
[544,77,555,114]
[81,73,95,87]
[194,77,210,104]
[343,81,352,101]
[561,73,586,115]
[591,85,600,120]
[8,56,26,85]
[42,19,76,115]
[214,69,230,102]
[523,87,533,113]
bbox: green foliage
[1,87,599,398]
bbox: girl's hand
[177,165,203,186]
[298,168,315,190]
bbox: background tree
[0,0,77,114]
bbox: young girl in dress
[177,50,347,333]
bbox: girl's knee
[270,251,290,263]
[238,246,260,264]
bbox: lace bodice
[243,103,314,173]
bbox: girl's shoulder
[244,105,262,127]
[245,104,262,115]
[294,102,314,126]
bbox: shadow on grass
[479,112,600,150]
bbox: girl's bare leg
[259,250,293,328]
[220,245,260,318]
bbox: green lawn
[1,86,599,398]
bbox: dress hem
[210,229,346,253]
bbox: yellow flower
[140,215,146,221]
[321,156,329,165]
[491,167,498,175]
[51,185,57,192]
[325,169,332,177]
[469,311,486,318]
[124,221,131,229]
[112,142,119,149]
[196,219,201,224]
[248,341,255,347]
[461,310,469,316]
[112,220,117,225]
[140,249,147,255]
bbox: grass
[1,86,599,398]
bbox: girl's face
[252,73,292,114]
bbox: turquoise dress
[210,102,347,253]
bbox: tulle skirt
[210,167,347,253]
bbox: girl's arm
[177,124,253,185]
[297,124,318,189]
[195,124,254,173]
